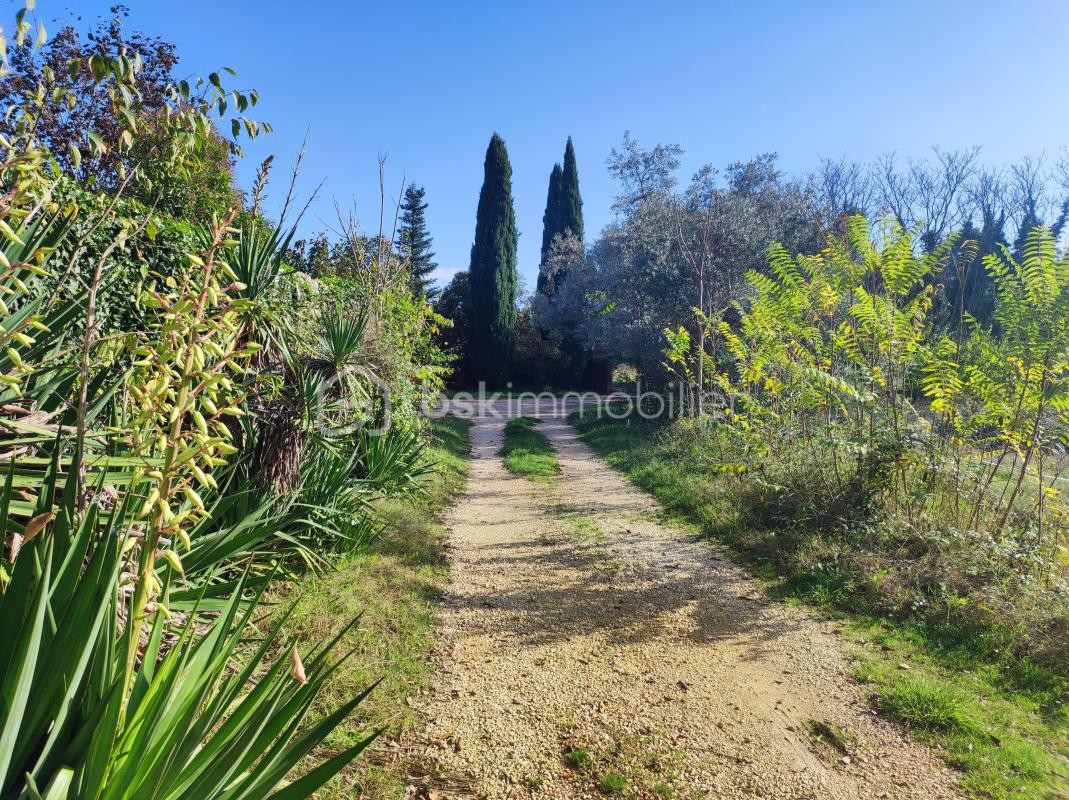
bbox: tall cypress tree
[396,183,438,297]
[468,133,518,385]
[537,163,563,294]
[559,136,584,244]
[537,137,584,296]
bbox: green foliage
[539,163,564,276]
[434,270,471,386]
[0,463,378,800]
[0,7,452,798]
[537,138,584,298]
[500,416,559,481]
[698,217,1069,596]
[128,115,240,220]
[564,747,593,770]
[468,133,518,386]
[598,772,627,794]
[268,417,472,799]
[39,178,203,343]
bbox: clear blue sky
[49,0,1069,290]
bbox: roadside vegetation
[574,406,1068,799]
[516,136,1069,799]
[0,5,453,797]
[500,416,559,481]
[270,416,471,798]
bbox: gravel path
[405,409,960,799]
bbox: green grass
[568,515,601,539]
[879,680,979,733]
[269,416,472,799]
[598,772,627,794]
[565,747,593,770]
[500,415,560,481]
[854,628,1063,798]
[570,409,1069,800]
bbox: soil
[404,404,960,800]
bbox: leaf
[22,511,53,545]
[86,131,105,156]
[289,648,307,685]
[0,539,52,783]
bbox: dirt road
[406,406,960,799]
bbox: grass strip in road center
[500,416,560,482]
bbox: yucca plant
[295,441,380,554]
[0,460,379,800]
[160,480,326,609]
[353,427,432,496]
[314,307,370,372]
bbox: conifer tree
[468,133,518,385]
[537,163,563,293]
[396,183,438,297]
[537,137,585,296]
[559,136,584,244]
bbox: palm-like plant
[0,463,378,800]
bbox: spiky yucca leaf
[0,463,378,800]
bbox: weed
[564,747,593,771]
[598,772,627,794]
[569,516,601,538]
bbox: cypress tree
[396,183,438,297]
[537,138,585,297]
[468,133,518,385]
[537,163,563,294]
[559,136,584,244]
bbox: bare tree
[873,147,980,250]
[1009,154,1069,242]
[966,168,1010,228]
[813,156,874,228]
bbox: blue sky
[43,0,1069,290]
